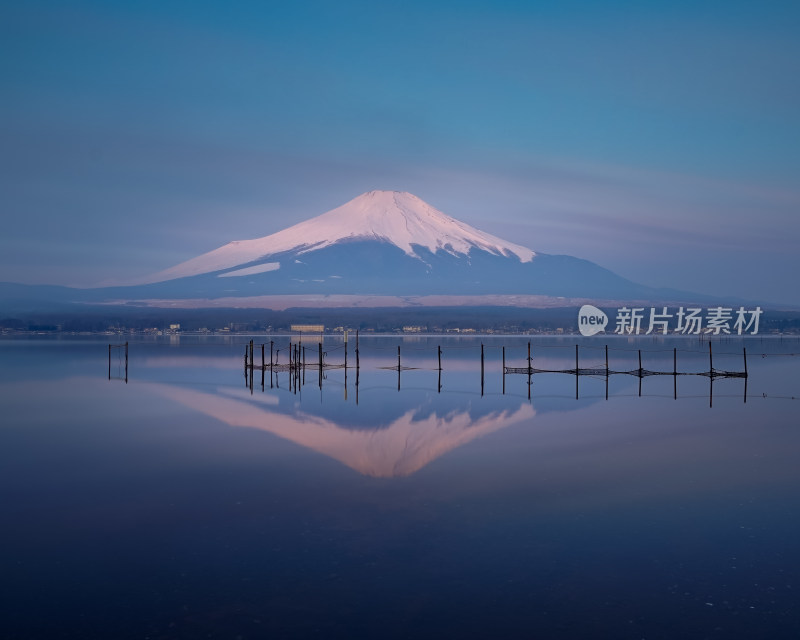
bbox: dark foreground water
[1,335,799,639]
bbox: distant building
[291,324,325,333]
[403,325,425,333]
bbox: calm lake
[2,334,799,639]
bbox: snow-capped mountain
[107,189,663,302]
[0,190,694,311]
[137,190,535,284]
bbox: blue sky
[2,0,799,304]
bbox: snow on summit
[138,190,536,284]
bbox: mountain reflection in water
[150,384,535,477]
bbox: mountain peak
[137,190,536,284]
[296,189,535,261]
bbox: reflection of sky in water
[1,336,800,638]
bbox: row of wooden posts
[244,336,748,378]
[243,334,749,405]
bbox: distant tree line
[3,306,800,334]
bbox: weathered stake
[502,346,506,395]
[481,343,485,397]
[397,345,401,391]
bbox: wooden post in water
[709,341,713,374]
[318,342,323,389]
[709,375,713,408]
[575,344,579,372]
[250,340,254,371]
[437,344,442,392]
[397,345,401,392]
[673,347,677,400]
[502,346,506,395]
[355,330,360,372]
[743,347,748,377]
[294,345,299,394]
[605,344,609,375]
[108,344,111,380]
[638,349,642,377]
[527,341,532,374]
[527,342,532,400]
[261,343,265,371]
[481,343,485,396]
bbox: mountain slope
[137,190,535,284]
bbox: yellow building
[291,324,325,333]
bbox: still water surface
[1,335,799,639]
